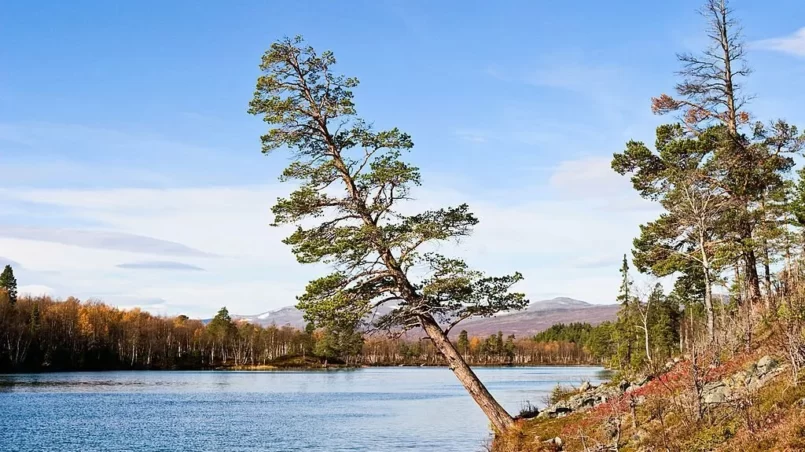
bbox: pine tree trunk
[763,242,772,309]
[745,246,761,304]
[419,314,515,433]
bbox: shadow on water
[0,375,183,392]
[0,378,144,388]
[596,368,615,381]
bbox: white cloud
[1,155,659,315]
[549,156,629,196]
[18,285,55,297]
[0,226,214,257]
[117,261,206,271]
[754,28,805,57]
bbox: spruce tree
[614,255,639,369]
[0,265,17,306]
[457,330,469,356]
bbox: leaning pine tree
[248,36,527,432]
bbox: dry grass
[494,349,805,452]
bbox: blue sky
[2,1,805,317]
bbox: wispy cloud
[0,226,214,257]
[549,156,630,196]
[117,261,205,271]
[0,256,21,268]
[527,62,621,93]
[753,28,805,57]
[454,128,490,143]
[488,57,630,103]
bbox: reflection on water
[0,367,606,451]
[596,368,615,381]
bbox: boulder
[579,381,593,392]
[726,370,750,389]
[703,381,729,404]
[756,355,778,377]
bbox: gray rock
[579,381,593,392]
[756,355,778,376]
[726,370,750,389]
[538,405,573,419]
[542,436,563,450]
[703,382,729,404]
[537,380,648,419]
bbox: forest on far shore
[0,286,614,372]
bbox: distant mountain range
[226,297,619,338]
[452,297,619,337]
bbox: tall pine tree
[247,36,527,432]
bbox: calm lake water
[0,367,606,451]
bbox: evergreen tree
[504,335,515,362]
[0,265,17,306]
[650,0,802,307]
[614,255,638,369]
[587,321,616,361]
[789,168,805,231]
[248,36,526,432]
[207,307,235,363]
[649,287,681,360]
[314,322,363,363]
[533,323,593,344]
[613,125,729,342]
[29,302,40,335]
[457,330,469,356]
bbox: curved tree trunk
[419,314,515,433]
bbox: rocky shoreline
[533,355,783,420]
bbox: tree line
[0,273,599,372]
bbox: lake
[0,367,607,451]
